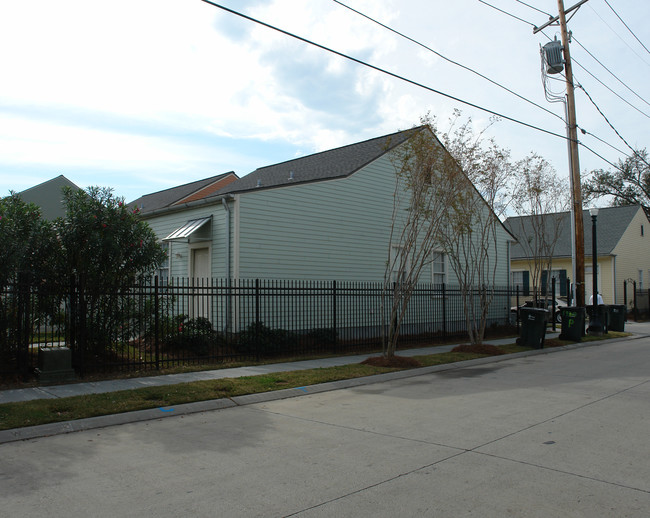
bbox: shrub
[163,316,223,356]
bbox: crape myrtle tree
[510,154,570,301]
[57,187,166,356]
[381,125,455,357]
[583,149,650,207]
[432,111,514,346]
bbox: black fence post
[154,276,160,370]
[332,280,337,347]
[551,277,556,332]
[16,271,31,376]
[255,278,260,361]
[634,281,638,321]
[442,283,447,339]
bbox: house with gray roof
[16,175,80,220]
[130,127,511,286]
[505,205,650,306]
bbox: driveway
[1,336,649,517]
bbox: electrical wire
[587,2,650,68]
[603,0,650,56]
[572,35,650,109]
[577,83,650,168]
[334,0,627,170]
[200,0,567,141]
[480,0,650,117]
[332,0,565,124]
[514,0,551,18]
[477,1,639,170]
[477,0,536,27]
[569,50,650,119]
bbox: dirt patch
[361,355,423,368]
[450,344,505,356]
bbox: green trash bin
[517,307,548,349]
[608,305,626,332]
[559,306,585,342]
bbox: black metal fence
[1,277,515,378]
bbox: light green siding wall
[142,204,229,279]
[236,155,415,281]
[236,152,511,285]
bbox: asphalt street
[1,332,649,517]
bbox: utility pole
[535,0,587,307]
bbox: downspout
[222,197,231,280]
[612,254,617,304]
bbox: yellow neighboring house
[505,205,650,307]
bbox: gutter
[138,194,235,219]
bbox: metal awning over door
[163,216,212,241]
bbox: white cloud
[0,0,648,201]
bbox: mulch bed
[361,356,423,368]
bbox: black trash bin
[517,307,548,349]
[608,305,626,332]
[559,306,585,342]
[587,304,608,334]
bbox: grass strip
[0,352,483,431]
[0,332,631,431]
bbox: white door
[191,248,210,319]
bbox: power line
[513,0,551,18]
[336,0,628,171]
[332,0,564,124]
[587,2,650,68]
[569,50,650,119]
[577,82,650,168]
[477,0,536,27]
[603,0,650,56]
[476,2,638,170]
[572,35,650,109]
[200,0,567,141]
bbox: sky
[1,0,648,204]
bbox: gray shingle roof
[215,128,419,195]
[130,127,421,216]
[505,205,644,259]
[129,172,235,214]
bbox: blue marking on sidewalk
[159,407,175,412]
[296,387,308,393]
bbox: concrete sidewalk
[1,335,528,405]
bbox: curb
[0,333,642,445]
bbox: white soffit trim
[163,216,212,241]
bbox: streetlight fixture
[588,207,603,335]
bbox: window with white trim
[432,252,446,285]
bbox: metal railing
[1,277,515,377]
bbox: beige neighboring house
[16,175,80,220]
[505,205,650,307]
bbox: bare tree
[432,112,514,345]
[510,154,571,300]
[381,126,456,357]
